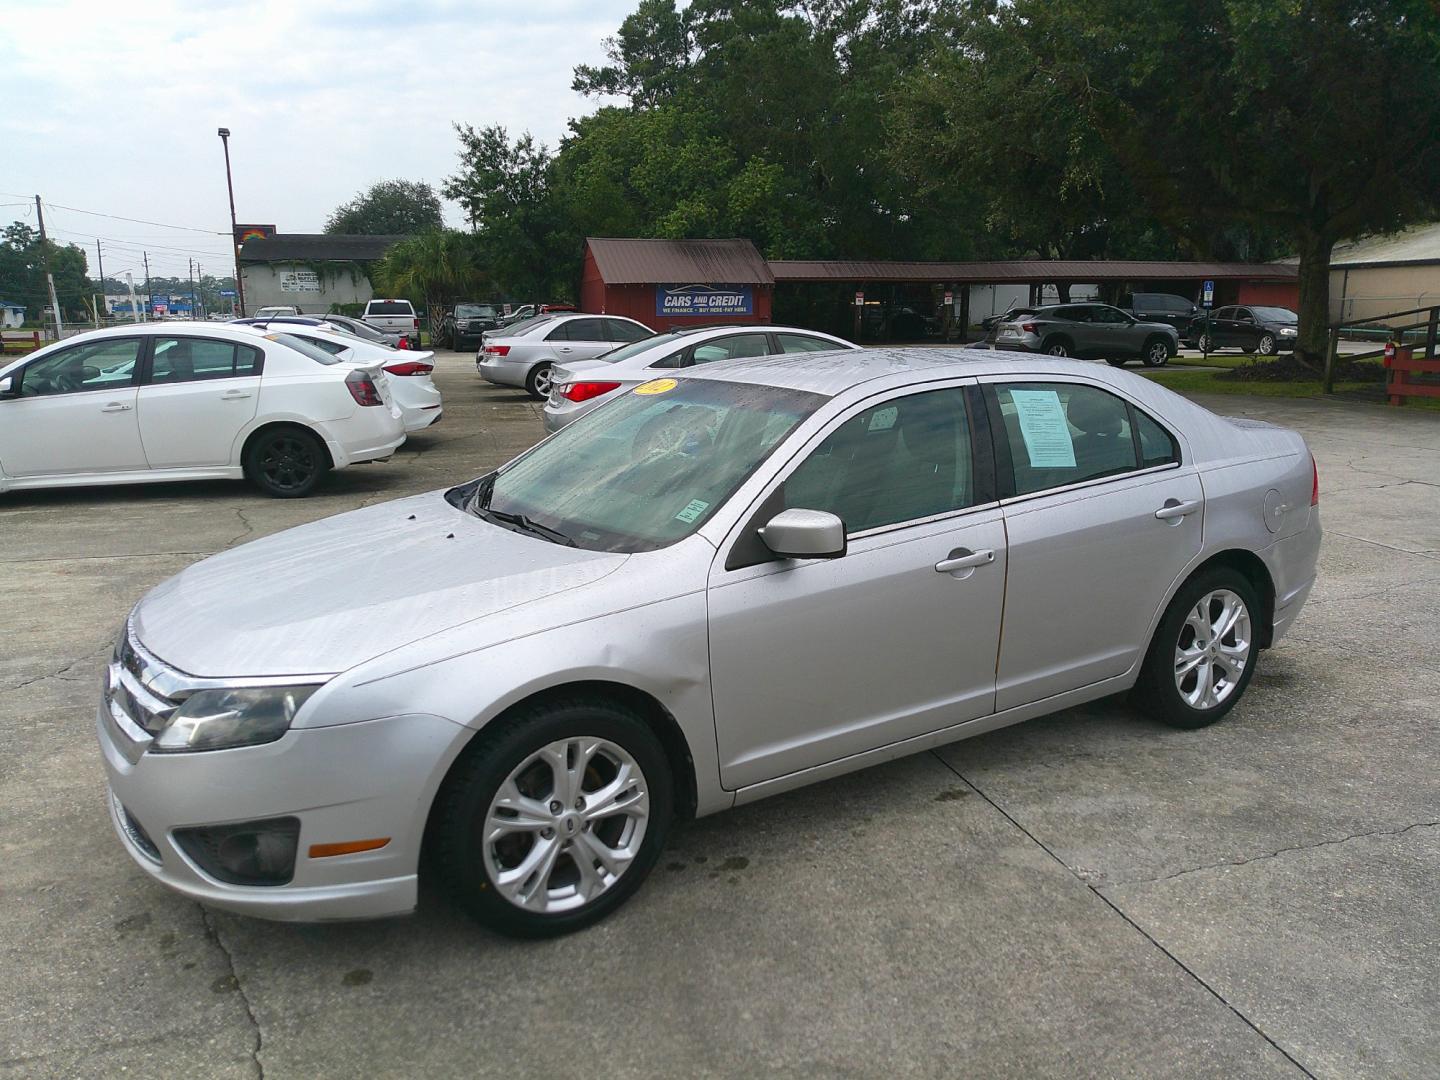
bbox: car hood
[1135,319,1179,334]
[131,491,628,678]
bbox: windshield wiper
[482,507,578,547]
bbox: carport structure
[769,259,1300,343]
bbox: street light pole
[218,127,246,317]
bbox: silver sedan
[476,313,653,399]
[98,349,1319,937]
[543,324,857,431]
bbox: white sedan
[0,324,406,498]
[238,324,443,433]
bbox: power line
[44,226,230,259]
[0,191,228,235]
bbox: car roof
[675,346,1133,396]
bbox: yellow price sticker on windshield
[634,378,678,395]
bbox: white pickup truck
[362,298,420,349]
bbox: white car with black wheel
[238,324,443,433]
[0,324,405,498]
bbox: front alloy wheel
[1256,333,1277,356]
[435,699,672,937]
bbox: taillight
[1311,453,1319,506]
[412,318,419,329]
[345,370,383,406]
[383,361,433,376]
[397,338,411,350]
[1021,322,1037,333]
[561,380,621,403]
[484,344,511,357]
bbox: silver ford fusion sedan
[98,349,1320,937]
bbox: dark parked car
[1189,306,1298,355]
[442,303,502,349]
[1118,292,1199,335]
[988,303,1178,366]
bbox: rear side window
[266,333,341,365]
[298,336,349,356]
[990,382,1139,496]
[366,301,413,316]
[564,319,607,342]
[689,333,770,365]
[150,338,263,383]
[776,333,838,354]
[605,319,650,342]
[1052,307,1090,322]
[544,321,572,341]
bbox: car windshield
[1251,307,1298,323]
[456,304,496,318]
[266,332,341,365]
[449,379,823,553]
[595,332,675,363]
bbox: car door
[0,336,148,477]
[982,377,1203,709]
[707,382,1007,789]
[1209,307,1239,347]
[1090,305,1139,356]
[136,336,262,468]
[1231,308,1261,350]
[553,318,614,361]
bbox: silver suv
[989,303,1178,367]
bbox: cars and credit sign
[657,284,753,317]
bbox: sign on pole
[854,291,864,306]
[1202,279,1215,308]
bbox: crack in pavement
[1304,577,1440,605]
[201,906,264,1080]
[0,643,112,694]
[0,550,215,565]
[930,749,1317,1079]
[226,508,256,549]
[1329,531,1440,561]
[1106,821,1440,888]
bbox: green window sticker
[674,499,710,523]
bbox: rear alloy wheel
[1043,339,1071,357]
[1133,568,1260,729]
[1143,339,1171,367]
[1256,333,1277,356]
[435,699,673,937]
[1196,333,1216,353]
[244,427,327,498]
[526,362,555,400]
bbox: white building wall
[240,262,377,313]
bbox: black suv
[442,303,501,349]
[1118,292,1199,335]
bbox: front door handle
[100,402,132,413]
[1155,498,1201,521]
[221,390,251,400]
[935,548,995,574]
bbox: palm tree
[373,231,487,339]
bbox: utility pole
[188,258,197,320]
[143,252,152,322]
[95,240,106,323]
[218,128,246,316]
[196,261,204,318]
[34,195,65,339]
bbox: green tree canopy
[0,222,91,321]
[325,180,444,235]
[371,230,490,329]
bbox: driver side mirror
[759,508,847,560]
[0,375,15,399]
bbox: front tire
[1132,568,1261,729]
[434,699,673,938]
[1256,333,1277,356]
[526,362,555,400]
[244,426,327,498]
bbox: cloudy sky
[1,0,634,279]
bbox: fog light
[174,817,300,886]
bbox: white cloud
[1,0,631,276]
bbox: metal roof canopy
[586,237,775,285]
[239,234,408,263]
[767,259,1298,284]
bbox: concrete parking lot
[3,351,1437,1079]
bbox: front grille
[113,793,162,863]
[103,624,186,762]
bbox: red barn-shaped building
[580,237,774,333]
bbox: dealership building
[238,232,407,313]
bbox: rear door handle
[221,390,251,400]
[100,402,132,413]
[935,548,995,574]
[1155,499,1201,520]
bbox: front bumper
[98,705,467,921]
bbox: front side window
[150,338,263,382]
[1092,306,1131,324]
[454,379,822,552]
[16,338,142,397]
[991,382,1139,496]
[777,333,840,354]
[563,318,607,342]
[690,334,770,365]
[783,388,976,534]
[1235,308,1254,322]
[544,321,572,342]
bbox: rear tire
[526,362,554,400]
[1142,337,1171,367]
[1132,567,1261,729]
[1196,333,1215,353]
[243,426,327,498]
[433,698,673,938]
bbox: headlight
[152,685,319,753]
[1280,327,1297,335]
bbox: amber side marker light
[309,838,391,859]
